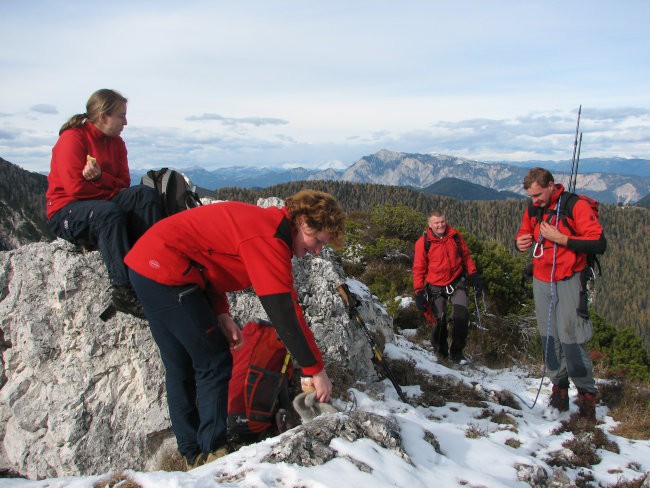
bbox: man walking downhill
[413,210,483,365]
[516,167,606,421]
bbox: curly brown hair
[285,190,345,247]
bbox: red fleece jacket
[516,184,604,282]
[413,225,477,292]
[124,202,324,375]
[46,121,130,219]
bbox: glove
[415,290,427,311]
[469,273,483,293]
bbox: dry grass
[156,448,187,472]
[388,357,489,408]
[504,438,522,449]
[465,423,488,439]
[599,379,650,440]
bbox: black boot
[110,285,146,319]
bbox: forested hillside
[215,181,650,350]
[0,158,52,249]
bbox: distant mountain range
[130,150,650,204]
[491,157,650,178]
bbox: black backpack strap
[557,191,579,235]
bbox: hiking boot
[549,385,569,412]
[110,285,146,319]
[184,447,228,470]
[576,391,598,422]
[184,453,203,471]
[205,446,229,463]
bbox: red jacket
[516,184,604,282]
[124,202,324,376]
[46,121,130,218]
[413,225,477,292]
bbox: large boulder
[0,216,393,478]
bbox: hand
[414,290,427,311]
[516,233,533,252]
[312,369,333,403]
[469,273,483,293]
[217,313,244,350]
[82,155,102,182]
[539,222,569,246]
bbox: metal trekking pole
[572,132,583,192]
[569,105,582,193]
[472,289,488,331]
[336,283,409,404]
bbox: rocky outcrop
[0,230,393,479]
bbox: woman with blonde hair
[46,89,162,318]
[125,190,345,468]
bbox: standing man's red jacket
[516,184,604,282]
[413,225,477,292]
[46,121,130,218]
[124,201,324,376]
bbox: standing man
[516,167,606,421]
[413,210,482,364]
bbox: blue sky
[1,0,649,172]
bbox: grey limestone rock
[0,225,394,478]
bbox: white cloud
[1,1,650,172]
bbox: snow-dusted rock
[0,223,393,479]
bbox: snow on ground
[2,331,648,488]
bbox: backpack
[528,191,603,275]
[227,320,294,443]
[140,168,202,217]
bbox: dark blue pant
[128,269,233,460]
[48,185,162,286]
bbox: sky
[1,1,650,173]
[2,283,648,487]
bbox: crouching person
[124,190,345,469]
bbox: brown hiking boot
[576,392,598,422]
[549,385,569,412]
[184,446,229,470]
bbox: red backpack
[227,320,293,442]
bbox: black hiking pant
[129,269,232,460]
[427,279,470,359]
[48,185,162,286]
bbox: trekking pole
[572,132,583,192]
[336,283,409,404]
[569,105,582,193]
[472,290,488,331]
